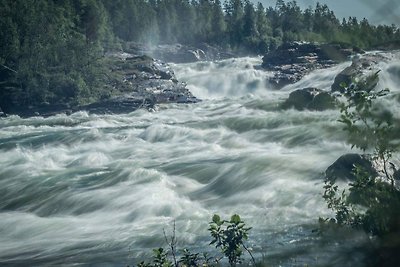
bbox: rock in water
[282,88,336,111]
[0,106,6,117]
[78,54,200,115]
[7,52,200,117]
[262,42,359,89]
[331,53,388,92]
[146,43,234,63]
[394,169,400,180]
[325,154,378,182]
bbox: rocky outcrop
[78,54,199,115]
[150,44,207,63]
[331,54,387,92]
[282,87,336,111]
[8,53,199,117]
[80,96,155,114]
[135,43,236,63]
[325,153,378,182]
[262,42,361,89]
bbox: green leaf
[212,214,221,224]
[230,214,241,224]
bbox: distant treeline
[102,0,400,51]
[1,0,399,112]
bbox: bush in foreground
[132,214,255,267]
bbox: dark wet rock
[8,52,199,117]
[310,91,337,110]
[331,65,361,93]
[144,43,235,63]
[372,40,400,51]
[124,55,175,80]
[325,153,378,182]
[151,44,206,63]
[282,87,336,111]
[262,42,360,89]
[197,42,237,61]
[331,53,389,92]
[0,106,6,117]
[4,103,73,118]
[80,95,155,115]
[394,169,400,180]
[79,53,199,115]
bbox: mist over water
[1,53,399,266]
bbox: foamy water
[0,52,399,266]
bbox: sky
[257,0,400,26]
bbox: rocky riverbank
[262,42,363,89]
[278,47,395,112]
[81,53,199,114]
[1,52,199,118]
[123,42,237,64]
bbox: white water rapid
[1,53,399,266]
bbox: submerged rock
[325,153,378,182]
[282,87,336,111]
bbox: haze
[258,0,400,26]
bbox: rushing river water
[1,54,400,266]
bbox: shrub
[322,73,400,237]
[208,214,255,267]
[132,214,255,267]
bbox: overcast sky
[257,0,400,26]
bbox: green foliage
[178,248,200,267]
[338,72,396,181]
[132,214,255,267]
[0,0,109,112]
[1,0,400,113]
[153,248,173,267]
[208,214,255,267]
[322,74,400,237]
[136,248,173,267]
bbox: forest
[1,0,400,112]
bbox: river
[1,54,399,266]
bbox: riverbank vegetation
[133,75,400,266]
[131,214,255,267]
[1,0,400,113]
[321,75,400,266]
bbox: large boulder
[331,54,388,92]
[331,65,361,93]
[325,153,378,182]
[282,87,336,111]
[262,42,360,89]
